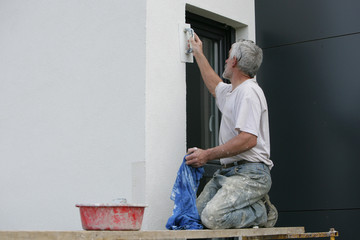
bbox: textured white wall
[0,0,146,230]
[139,0,255,230]
[0,0,255,231]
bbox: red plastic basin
[76,204,146,231]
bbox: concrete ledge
[0,227,305,240]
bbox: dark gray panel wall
[278,210,360,240]
[261,35,360,211]
[256,0,360,48]
[255,0,360,239]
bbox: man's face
[222,49,235,81]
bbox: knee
[200,206,223,229]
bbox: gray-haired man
[185,34,278,229]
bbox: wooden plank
[0,227,305,240]
[244,229,339,240]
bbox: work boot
[263,194,278,228]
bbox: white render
[0,0,255,230]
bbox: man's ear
[231,56,238,67]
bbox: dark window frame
[186,12,235,193]
[186,11,235,84]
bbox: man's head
[223,39,263,79]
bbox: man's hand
[189,33,203,58]
[185,147,209,168]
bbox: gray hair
[230,39,263,78]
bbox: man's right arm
[190,34,222,97]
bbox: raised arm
[190,33,222,97]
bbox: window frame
[186,12,235,191]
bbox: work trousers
[196,162,271,229]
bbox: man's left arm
[185,132,257,168]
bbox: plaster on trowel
[179,23,195,63]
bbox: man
[185,34,278,229]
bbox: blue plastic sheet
[166,156,204,230]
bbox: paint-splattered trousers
[196,162,271,229]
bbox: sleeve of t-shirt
[215,82,231,112]
[234,91,262,137]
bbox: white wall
[0,0,146,230]
[139,0,255,230]
[0,0,255,231]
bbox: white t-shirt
[215,80,273,169]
